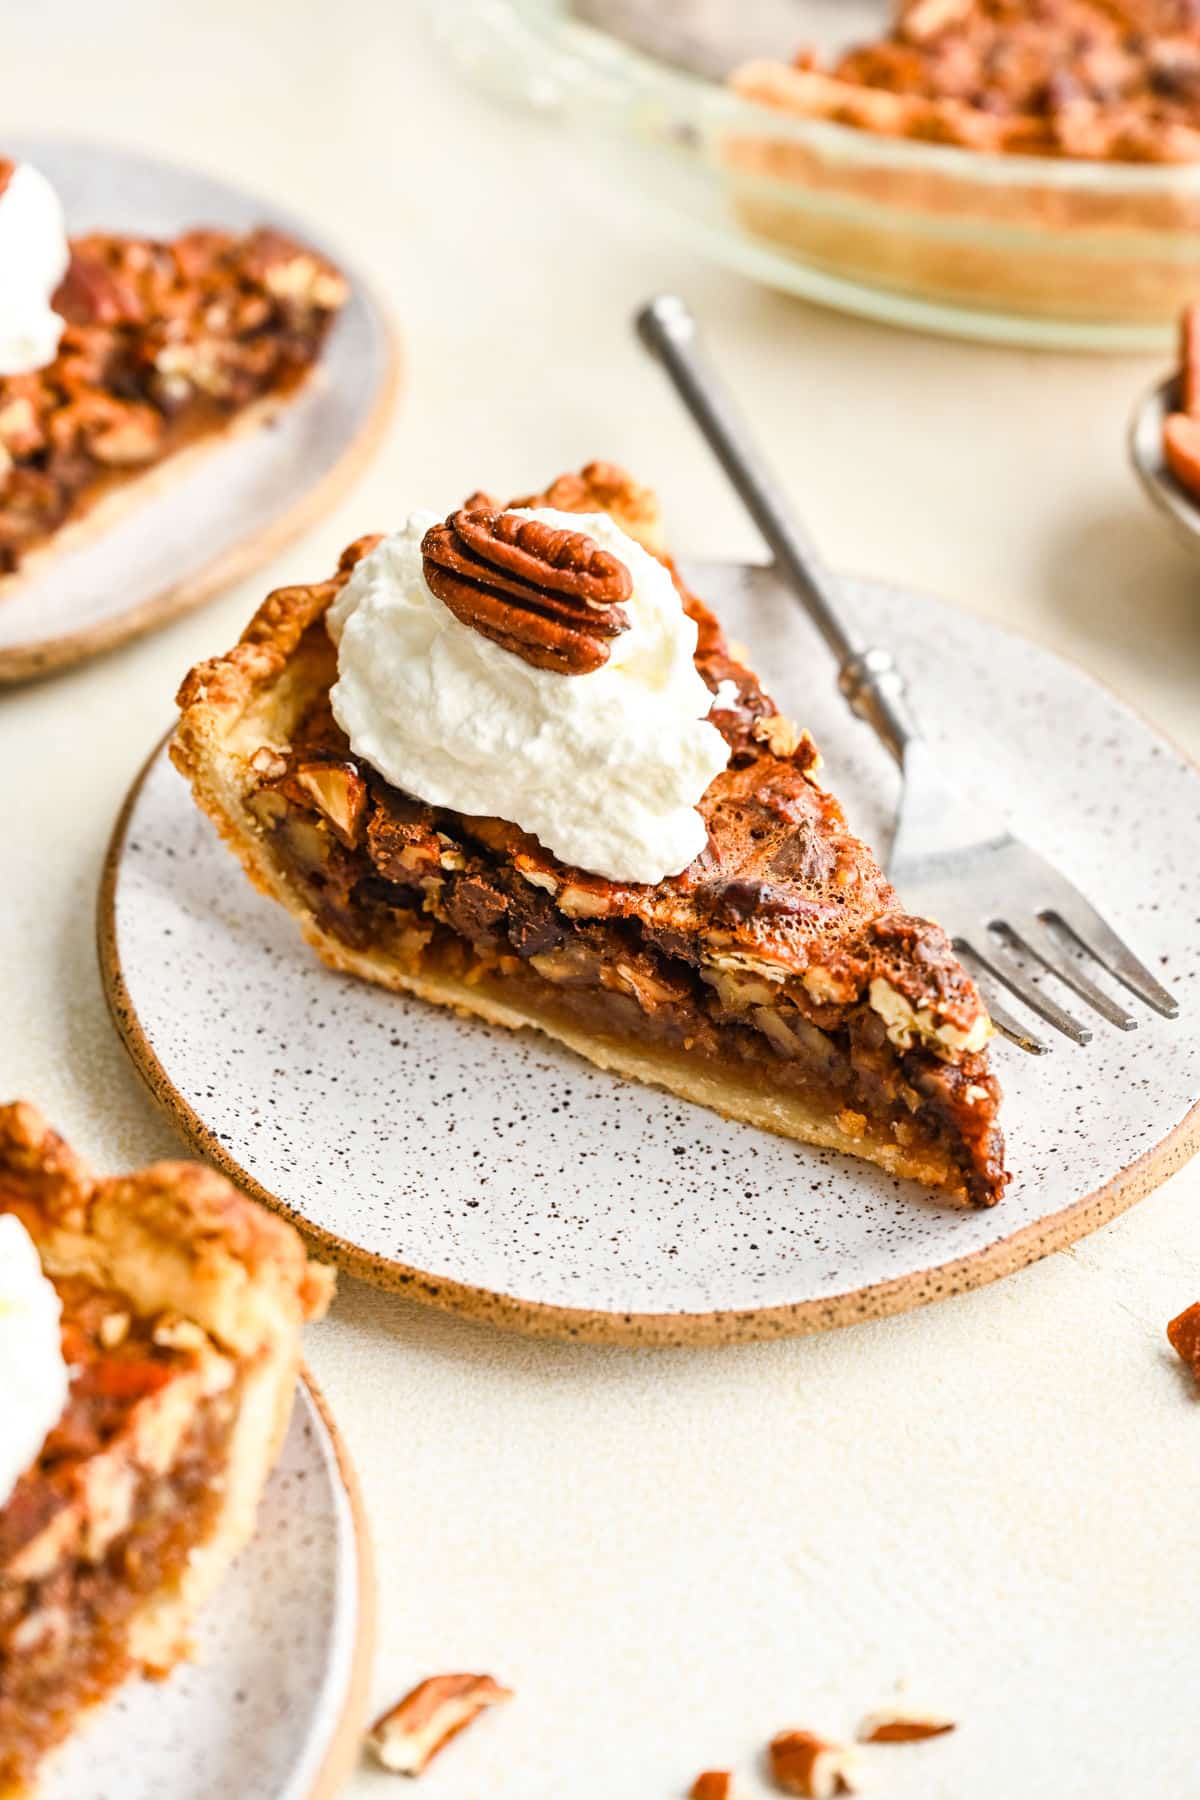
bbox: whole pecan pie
[727,2,1200,322]
[0,157,347,582]
[0,1101,332,1798]
[172,464,1007,1207]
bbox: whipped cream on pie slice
[327,507,731,885]
[0,1212,69,1508]
[0,160,70,376]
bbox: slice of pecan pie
[0,1101,333,1797]
[0,155,347,583]
[172,463,1006,1206]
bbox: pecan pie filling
[238,532,1003,1207]
[0,1279,239,1792]
[0,224,347,575]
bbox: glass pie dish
[434,0,1200,351]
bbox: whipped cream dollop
[328,508,731,885]
[0,1214,70,1509]
[0,161,70,376]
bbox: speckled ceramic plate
[99,563,1200,1345]
[0,137,398,684]
[41,1374,373,1800]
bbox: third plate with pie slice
[0,1103,371,1799]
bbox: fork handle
[635,294,919,765]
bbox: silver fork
[636,294,1179,1054]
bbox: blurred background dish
[435,0,1200,350]
[1129,372,1200,552]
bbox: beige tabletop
[3,4,1199,1795]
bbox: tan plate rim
[98,729,1200,1349]
[299,1363,375,1800]
[0,311,401,688]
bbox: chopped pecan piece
[52,251,145,328]
[1167,1301,1200,1382]
[286,761,368,849]
[249,746,288,781]
[769,1729,860,1797]
[97,1310,130,1349]
[858,1702,957,1742]
[754,713,802,758]
[0,395,43,458]
[367,1673,513,1776]
[899,0,972,41]
[240,227,349,310]
[690,1771,739,1799]
[421,507,631,675]
[49,395,163,466]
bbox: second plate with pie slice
[0,136,398,684]
[99,561,1200,1345]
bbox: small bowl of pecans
[1129,302,1200,553]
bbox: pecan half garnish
[421,507,632,675]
